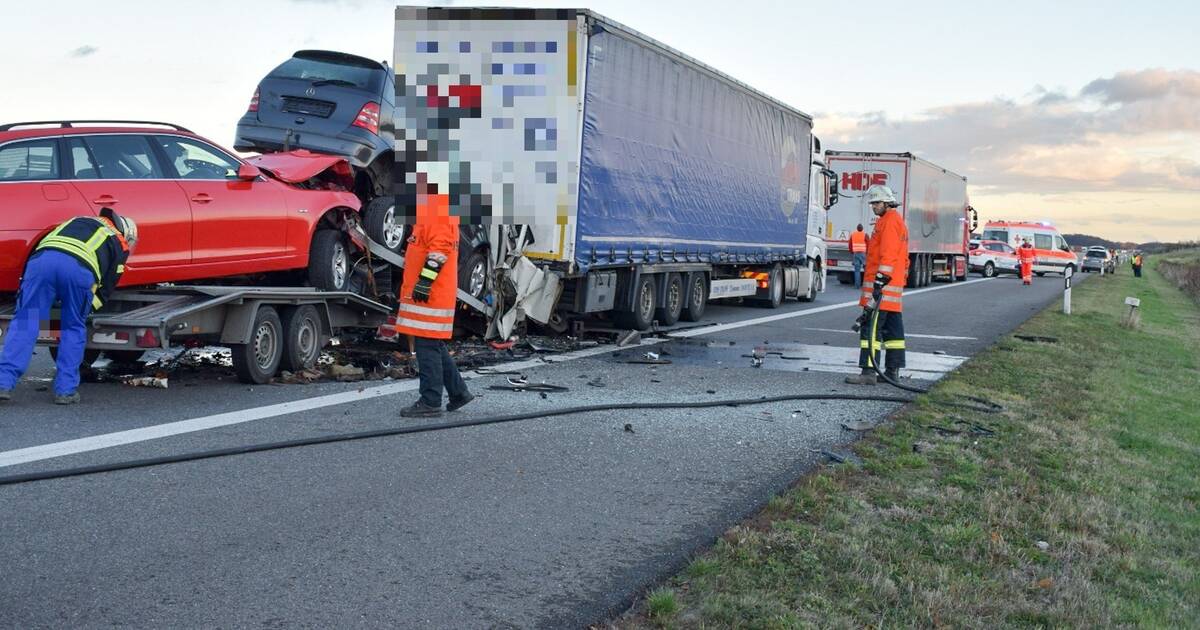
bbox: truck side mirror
[968,206,979,232]
[823,169,839,209]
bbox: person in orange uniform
[845,185,909,385]
[1018,238,1036,285]
[396,174,474,418]
[849,223,869,288]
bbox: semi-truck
[393,7,837,332]
[824,151,975,287]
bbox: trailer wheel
[655,273,684,326]
[308,229,351,292]
[231,306,284,384]
[363,197,407,254]
[680,273,708,322]
[614,274,657,331]
[280,305,325,372]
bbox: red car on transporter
[0,121,367,295]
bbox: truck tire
[956,256,968,281]
[363,197,407,254]
[680,272,708,322]
[907,256,918,288]
[231,306,284,384]
[280,305,325,373]
[614,274,657,331]
[654,273,684,326]
[308,229,351,292]
[837,272,854,285]
[799,264,819,302]
[767,265,784,308]
[458,248,488,300]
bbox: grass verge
[617,259,1200,628]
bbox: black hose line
[0,392,929,487]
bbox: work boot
[54,392,80,405]
[0,389,11,402]
[884,368,902,382]
[844,370,877,385]
[446,392,475,412]
[400,400,443,418]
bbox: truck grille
[281,97,336,118]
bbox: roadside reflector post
[1063,266,1073,315]
[1121,296,1141,329]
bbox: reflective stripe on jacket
[33,216,130,310]
[395,194,459,340]
[861,209,909,313]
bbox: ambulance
[979,221,1078,276]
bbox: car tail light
[247,88,260,113]
[353,101,381,135]
[136,328,160,349]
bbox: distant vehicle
[0,120,362,293]
[969,239,1020,277]
[980,221,1077,276]
[825,151,974,287]
[1082,246,1115,273]
[234,49,491,300]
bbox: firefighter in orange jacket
[396,176,474,418]
[846,185,909,385]
[1018,238,1036,285]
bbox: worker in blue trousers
[0,208,137,404]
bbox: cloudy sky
[2,0,1196,242]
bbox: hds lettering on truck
[393,7,836,332]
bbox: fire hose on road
[0,386,1001,487]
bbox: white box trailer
[824,151,975,288]
[393,7,835,333]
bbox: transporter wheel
[614,274,657,331]
[308,229,351,292]
[680,272,708,322]
[280,305,325,373]
[654,273,684,326]
[231,306,284,384]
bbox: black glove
[873,273,891,289]
[411,257,442,303]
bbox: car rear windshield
[268,54,385,93]
[1086,250,1107,258]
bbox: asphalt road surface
[0,272,1078,628]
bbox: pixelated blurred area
[394,7,582,227]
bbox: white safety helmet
[864,185,898,206]
[100,207,138,249]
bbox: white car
[968,239,1021,277]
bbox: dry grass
[615,257,1200,629]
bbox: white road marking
[799,327,978,341]
[0,277,992,469]
[0,338,664,469]
[670,278,992,338]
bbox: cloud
[69,45,98,58]
[1081,68,1200,104]
[826,68,1200,196]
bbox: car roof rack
[0,120,192,132]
